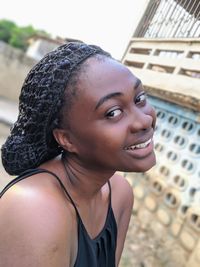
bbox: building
[121,1,200,267]
[26,35,82,61]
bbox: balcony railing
[122,38,200,112]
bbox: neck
[62,154,115,199]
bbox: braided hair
[1,42,111,175]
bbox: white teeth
[125,138,152,150]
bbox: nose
[129,105,156,133]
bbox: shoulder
[110,172,134,206]
[110,172,134,220]
[0,172,76,266]
[110,173,134,265]
[0,171,75,230]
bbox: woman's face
[64,57,156,173]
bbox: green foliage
[0,19,50,51]
[0,19,16,43]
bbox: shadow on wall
[0,41,32,188]
[0,122,13,189]
[0,41,36,102]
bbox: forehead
[78,57,138,102]
[66,57,140,129]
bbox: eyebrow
[95,92,122,110]
[95,78,142,110]
[135,78,142,89]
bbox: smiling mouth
[125,138,152,150]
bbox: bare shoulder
[0,172,76,266]
[110,173,134,266]
[0,171,73,217]
[110,172,134,212]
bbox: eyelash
[106,108,122,119]
[106,92,147,119]
[135,92,147,105]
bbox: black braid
[1,42,111,175]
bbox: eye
[135,92,147,105]
[106,108,122,119]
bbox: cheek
[151,106,157,129]
[92,129,122,149]
[143,103,157,128]
[79,125,125,154]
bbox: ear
[53,128,77,153]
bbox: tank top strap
[1,169,112,221]
[39,169,81,216]
[108,179,112,206]
[0,168,78,216]
[0,168,46,198]
[47,172,112,219]
[60,178,112,219]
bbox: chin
[134,162,156,173]
[122,152,157,173]
[136,153,157,172]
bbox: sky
[0,0,143,59]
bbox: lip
[124,138,152,150]
[124,128,154,149]
[124,138,154,158]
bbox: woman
[0,42,156,266]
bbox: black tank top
[0,169,117,267]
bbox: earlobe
[53,128,77,153]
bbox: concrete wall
[121,96,200,267]
[0,41,36,102]
[122,38,200,112]
[121,0,151,59]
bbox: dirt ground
[120,212,185,267]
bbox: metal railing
[135,0,200,38]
